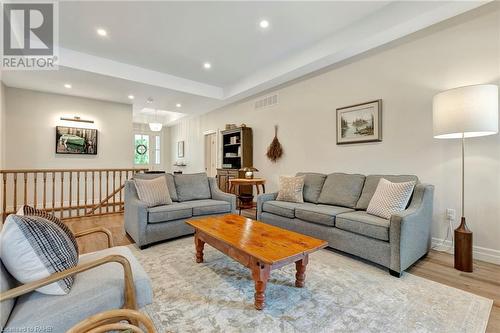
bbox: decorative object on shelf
[173,161,187,167]
[433,84,498,273]
[225,124,237,130]
[240,167,258,179]
[336,100,382,144]
[222,163,232,168]
[56,126,97,155]
[59,116,94,124]
[177,141,185,158]
[240,123,247,128]
[136,144,147,156]
[266,125,283,163]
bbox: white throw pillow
[276,175,305,203]
[134,176,172,207]
[0,214,79,295]
[367,178,416,219]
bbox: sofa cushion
[276,175,305,203]
[295,204,354,227]
[134,176,172,207]
[366,179,416,219]
[134,173,178,202]
[0,215,79,295]
[262,200,302,218]
[318,173,366,208]
[335,211,390,241]
[147,203,192,223]
[296,173,327,204]
[183,199,231,216]
[4,246,153,332]
[174,173,211,202]
[356,175,418,210]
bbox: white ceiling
[1,1,490,125]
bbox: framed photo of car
[56,126,98,155]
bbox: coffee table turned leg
[194,234,205,263]
[295,255,309,288]
[252,262,270,310]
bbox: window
[155,135,161,165]
[134,134,149,165]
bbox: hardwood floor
[65,212,499,332]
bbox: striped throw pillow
[17,205,78,253]
[0,214,79,295]
[366,178,416,219]
[134,176,172,207]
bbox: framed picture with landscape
[56,126,98,155]
[336,100,382,144]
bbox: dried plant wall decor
[266,125,283,163]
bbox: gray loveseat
[125,172,236,249]
[257,173,434,277]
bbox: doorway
[204,132,217,177]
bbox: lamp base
[454,217,473,272]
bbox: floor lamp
[432,84,498,272]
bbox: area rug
[130,237,492,333]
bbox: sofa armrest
[124,181,149,247]
[208,177,237,213]
[256,192,278,220]
[0,255,137,310]
[389,183,434,273]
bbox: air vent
[254,94,278,109]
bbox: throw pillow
[17,205,79,253]
[366,178,416,219]
[0,214,79,295]
[174,173,211,202]
[134,176,172,207]
[276,176,305,203]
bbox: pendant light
[147,98,162,131]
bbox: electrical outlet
[446,208,456,221]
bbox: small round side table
[228,178,266,216]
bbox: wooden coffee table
[186,214,327,310]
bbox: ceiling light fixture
[203,62,211,69]
[149,122,162,132]
[64,83,72,89]
[128,95,134,100]
[259,20,270,29]
[176,103,182,108]
[97,28,107,37]
[146,97,154,104]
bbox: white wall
[169,5,500,263]
[4,87,133,169]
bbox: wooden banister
[0,168,147,222]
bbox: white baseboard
[431,237,500,265]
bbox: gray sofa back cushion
[133,173,178,202]
[174,173,211,202]
[296,172,327,204]
[318,173,366,208]
[356,175,419,210]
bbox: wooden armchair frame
[67,309,156,333]
[74,226,114,249]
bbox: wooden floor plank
[65,212,499,332]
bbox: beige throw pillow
[134,176,172,207]
[366,178,416,219]
[276,176,305,203]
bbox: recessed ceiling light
[64,83,72,89]
[259,20,270,29]
[176,103,182,108]
[203,62,211,69]
[97,28,107,37]
[128,95,134,100]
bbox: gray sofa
[257,173,434,277]
[125,172,236,248]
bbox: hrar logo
[2,1,58,70]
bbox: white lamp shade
[433,84,498,139]
[148,122,163,132]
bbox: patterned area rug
[130,237,492,333]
